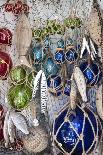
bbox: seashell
[87,4,102,46]
[3,110,10,148]
[10,111,29,135]
[70,78,77,110]
[73,66,87,102]
[8,115,15,143]
[96,85,103,120]
[22,126,48,153]
[15,14,32,68]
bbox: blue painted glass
[83,68,94,84]
[57,122,78,153]
[80,61,102,86]
[47,75,61,88]
[64,80,71,96]
[55,50,65,63]
[44,37,51,48]
[66,38,74,47]
[73,140,83,155]
[54,108,68,134]
[66,49,78,62]
[83,118,94,152]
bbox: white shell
[73,66,87,102]
[3,110,10,148]
[70,78,77,110]
[8,115,15,143]
[10,111,29,135]
[96,85,103,119]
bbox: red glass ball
[22,4,29,12]
[0,51,13,80]
[13,1,23,15]
[0,28,12,45]
[5,3,14,12]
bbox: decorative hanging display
[0,51,13,80]
[65,48,78,64]
[0,104,4,141]
[63,79,71,96]
[47,75,63,97]
[5,1,29,15]
[0,28,12,46]
[53,104,102,155]
[7,84,32,110]
[15,14,32,68]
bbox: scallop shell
[87,4,102,46]
[70,78,77,110]
[10,111,29,135]
[73,66,87,102]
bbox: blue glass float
[44,37,51,48]
[66,38,74,48]
[57,39,65,50]
[65,48,78,63]
[64,80,71,96]
[53,104,102,155]
[31,44,47,63]
[47,75,63,96]
[55,50,65,63]
[44,57,60,77]
[80,61,102,86]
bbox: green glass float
[8,84,32,110]
[64,17,82,28]
[27,71,37,88]
[10,66,26,84]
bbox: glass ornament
[0,51,12,80]
[65,48,78,63]
[53,104,102,155]
[0,28,12,46]
[55,50,65,64]
[31,44,47,63]
[8,84,32,110]
[47,75,63,96]
[27,71,37,88]
[64,17,82,28]
[10,66,26,84]
[44,57,60,77]
[44,37,51,48]
[63,80,71,96]
[5,3,14,12]
[80,61,102,86]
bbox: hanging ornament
[87,1,102,47]
[44,36,51,49]
[53,104,102,155]
[7,84,32,110]
[80,36,102,86]
[55,39,65,64]
[15,14,32,68]
[27,71,37,88]
[44,57,60,77]
[5,1,29,15]
[23,126,48,153]
[0,51,12,80]
[0,28,12,46]
[63,79,71,96]
[80,61,102,86]
[65,48,78,64]
[9,65,26,84]
[47,75,63,97]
